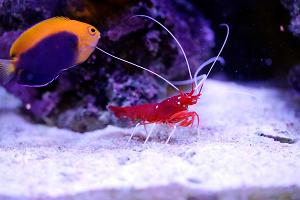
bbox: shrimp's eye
[88,27,97,36]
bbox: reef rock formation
[281,0,300,93]
[281,0,300,36]
[0,0,214,132]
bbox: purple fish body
[15,31,78,86]
[0,17,100,87]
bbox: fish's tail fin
[0,59,15,85]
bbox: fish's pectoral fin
[0,59,15,85]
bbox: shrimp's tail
[108,105,127,118]
[0,59,15,85]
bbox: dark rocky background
[0,0,299,132]
[194,0,300,83]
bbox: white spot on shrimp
[155,105,159,109]
[178,96,181,99]
[177,102,180,105]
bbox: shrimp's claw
[167,111,200,128]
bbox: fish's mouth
[91,40,100,48]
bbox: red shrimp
[109,83,202,144]
[97,15,229,144]
[109,83,202,128]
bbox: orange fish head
[75,22,101,63]
[73,20,101,48]
[82,25,101,48]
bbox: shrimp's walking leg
[127,123,140,144]
[195,113,200,137]
[165,125,177,144]
[144,123,156,144]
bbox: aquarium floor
[0,80,300,200]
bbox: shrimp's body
[111,88,200,124]
[109,84,202,143]
[109,84,201,126]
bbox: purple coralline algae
[288,65,300,93]
[281,0,300,93]
[281,0,300,36]
[0,0,214,132]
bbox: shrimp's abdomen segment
[109,105,128,118]
[109,104,157,122]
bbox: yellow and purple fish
[0,17,101,87]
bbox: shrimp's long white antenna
[206,24,229,78]
[172,56,225,86]
[131,15,193,80]
[191,25,258,101]
[195,24,230,90]
[95,46,180,91]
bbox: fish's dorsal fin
[44,16,71,21]
[40,16,71,24]
[26,17,71,28]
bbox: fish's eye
[88,27,97,36]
